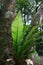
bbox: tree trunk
[0,0,16,64]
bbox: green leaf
[18,23,43,59]
[11,12,43,64]
[23,25,31,34]
[11,11,23,60]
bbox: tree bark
[0,0,16,64]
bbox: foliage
[16,0,43,25]
[16,0,42,12]
[16,0,29,9]
[0,0,43,65]
[11,12,43,65]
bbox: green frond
[11,11,43,64]
[11,11,23,61]
[18,25,43,60]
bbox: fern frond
[11,11,43,64]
